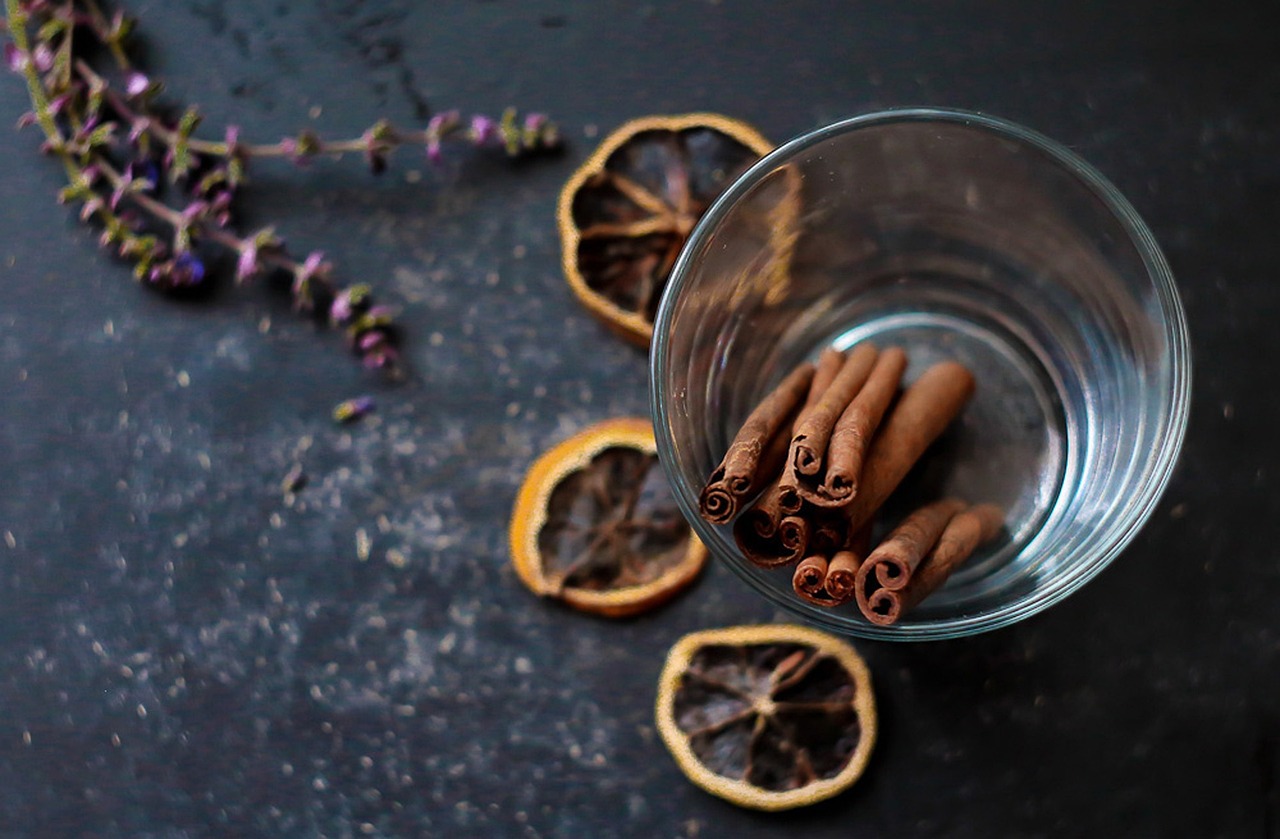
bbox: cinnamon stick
[792,554,829,597]
[734,512,810,568]
[820,523,873,601]
[789,343,879,477]
[842,361,976,536]
[860,498,967,593]
[791,554,846,607]
[819,347,909,504]
[863,504,1004,626]
[698,362,815,524]
[776,347,846,515]
[821,550,864,604]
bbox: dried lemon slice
[509,417,706,617]
[656,624,876,810]
[557,114,774,346]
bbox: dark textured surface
[1,1,1277,836]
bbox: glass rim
[649,107,1192,641]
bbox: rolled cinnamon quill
[792,554,829,597]
[775,347,848,515]
[821,550,865,604]
[789,343,879,477]
[735,511,810,568]
[698,362,815,524]
[843,361,976,536]
[863,504,1004,626]
[791,554,845,607]
[856,498,967,595]
[819,347,910,504]
[819,522,872,601]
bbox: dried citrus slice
[510,417,706,617]
[557,114,774,345]
[655,624,876,811]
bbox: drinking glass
[650,108,1191,640]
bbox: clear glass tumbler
[650,108,1191,640]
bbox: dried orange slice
[655,624,876,811]
[557,114,774,345]
[510,417,707,617]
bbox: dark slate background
[1,1,1277,836]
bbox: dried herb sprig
[3,0,561,371]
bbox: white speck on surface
[506,402,521,418]
[258,317,271,334]
[3,531,14,549]
[136,704,147,718]
[512,244,527,259]
[386,548,408,568]
[103,319,114,336]
[429,332,444,347]
[308,104,322,119]
[356,528,371,561]
[514,657,533,675]
[405,169,422,184]
[176,371,190,388]
[1222,402,1235,419]
[583,124,598,138]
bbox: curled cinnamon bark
[821,550,864,603]
[860,498,967,593]
[820,347,909,505]
[789,343,879,477]
[843,361,976,536]
[792,554,829,597]
[777,347,847,515]
[734,512,810,568]
[863,504,1004,626]
[698,362,815,524]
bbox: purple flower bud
[31,43,54,73]
[330,290,355,324]
[469,114,498,145]
[225,125,241,149]
[47,93,72,115]
[4,44,26,73]
[128,117,152,146]
[235,244,260,282]
[425,110,460,164]
[524,113,548,133]
[180,200,209,226]
[15,111,36,129]
[357,331,384,352]
[125,72,150,97]
[170,253,206,286]
[301,251,327,278]
[80,196,104,222]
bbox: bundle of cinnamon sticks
[698,343,1003,625]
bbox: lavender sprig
[3,0,561,373]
